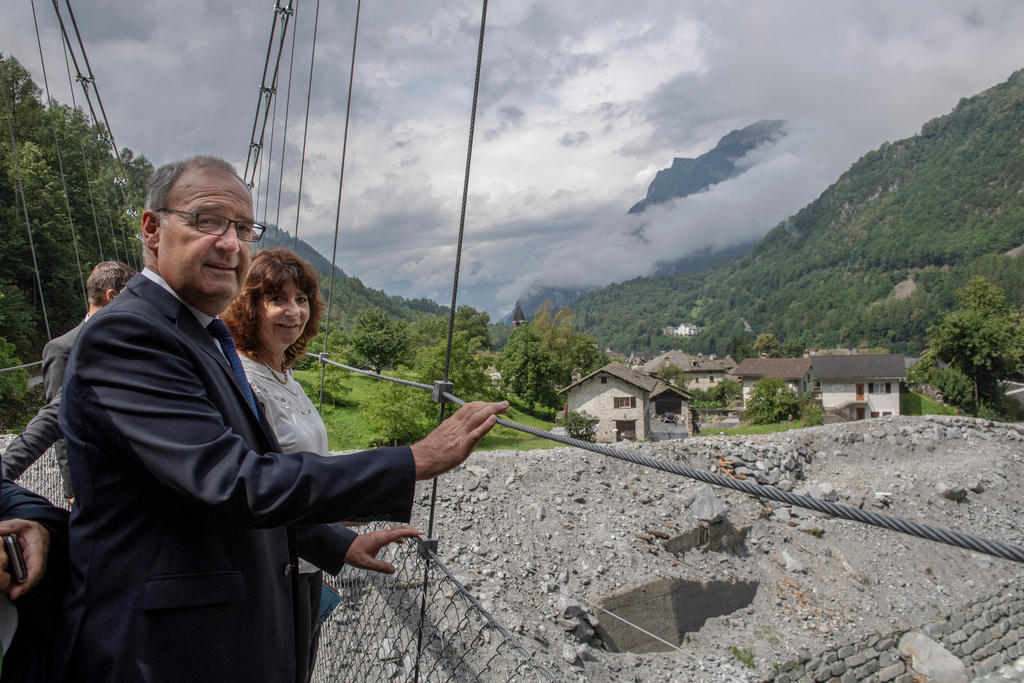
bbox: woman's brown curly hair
[222,248,324,370]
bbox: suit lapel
[127,275,268,432]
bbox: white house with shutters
[811,354,906,420]
[559,362,693,442]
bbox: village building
[643,350,736,391]
[810,354,906,420]
[511,301,527,328]
[732,357,814,406]
[663,322,702,336]
[560,362,694,442]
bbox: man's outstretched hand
[343,525,421,574]
[410,400,509,481]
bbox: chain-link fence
[12,451,555,682]
[315,524,555,682]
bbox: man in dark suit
[2,261,135,502]
[57,156,506,682]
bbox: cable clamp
[318,352,330,364]
[415,535,438,560]
[432,380,454,404]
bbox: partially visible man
[0,479,69,681]
[2,261,135,501]
[58,156,507,682]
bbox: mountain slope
[575,70,1024,355]
[259,225,446,328]
[628,119,786,214]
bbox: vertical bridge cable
[316,0,361,412]
[31,0,86,302]
[416,0,489,679]
[0,57,52,340]
[243,1,283,185]
[243,1,295,192]
[274,0,300,233]
[60,36,105,261]
[292,0,321,250]
[52,0,139,269]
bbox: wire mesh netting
[314,523,555,682]
[10,444,71,511]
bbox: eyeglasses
[157,208,266,242]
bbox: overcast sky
[5,1,1024,317]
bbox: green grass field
[293,369,558,452]
[901,391,957,416]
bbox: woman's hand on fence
[343,525,421,574]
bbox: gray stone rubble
[403,415,1024,682]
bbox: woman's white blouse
[240,356,329,459]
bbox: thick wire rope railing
[0,360,43,374]
[305,353,1024,566]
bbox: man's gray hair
[144,156,248,211]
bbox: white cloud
[4,0,1024,317]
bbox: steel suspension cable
[243,1,295,190]
[316,0,362,413]
[51,0,133,268]
[0,360,44,374]
[305,351,1024,565]
[0,60,52,340]
[261,79,279,223]
[244,1,284,185]
[274,0,300,233]
[440,390,1024,565]
[59,0,139,270]
[292,0,320,250]
[31,0,86,302]
[417,1,489,678]
[61,36,104,261]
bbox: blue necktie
[206,319,258,415]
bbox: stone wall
[765,581,1023,682]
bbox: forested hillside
[0,54,445,368]
[259,225,446,329]
[0,56,149,360]
[574,69,1024,355]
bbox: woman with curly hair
[223,247,416,681]
[223,248,326,457]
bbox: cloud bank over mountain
[4,1,1024,315]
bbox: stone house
[560,362,694,441]
[810,354,906,420]
[642,351,737,391]
[732,357,813,407]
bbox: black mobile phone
[2,534,27,584]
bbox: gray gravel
[406,415,1024,682]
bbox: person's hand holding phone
[0,519,50,599]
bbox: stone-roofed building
[811,354,906,420]
[732,357,813,406]
[560,362,694,441]
[643,351,736,391]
